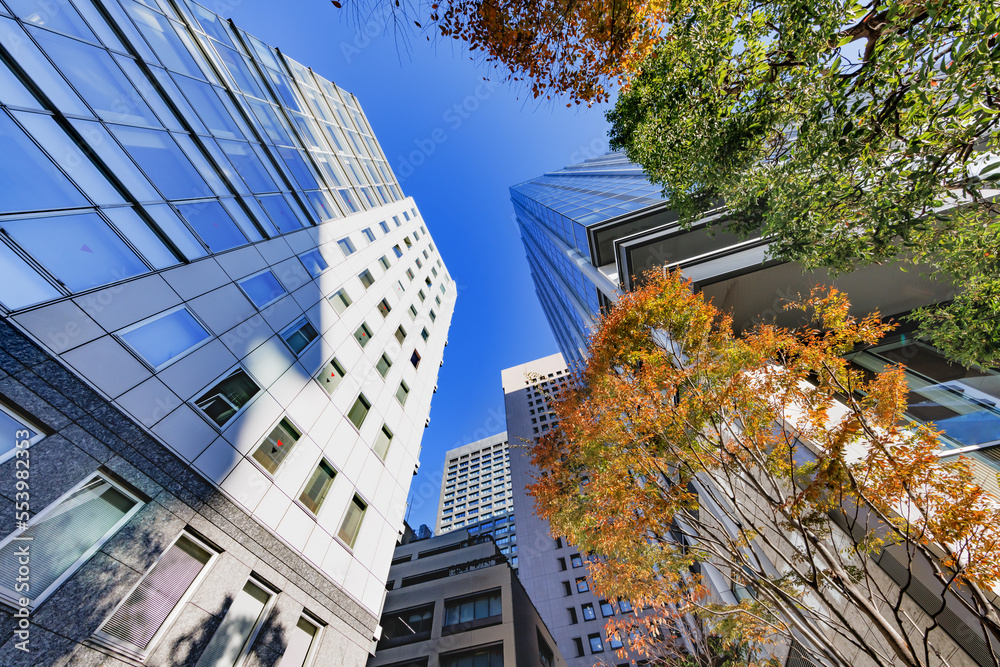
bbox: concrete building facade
[368,528,566,667]
[434,434,517,570]
[0,1,453,665]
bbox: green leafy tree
[607,0,1000,365]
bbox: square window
[194,368,260,428]
[330,288,352,314]
[410,350,421,368]
[588,634,604,654]
[338,494,367,547]
[420,328,429,342]
[395,381,409,405]
[408,305,417,320]
[374,424,393,459]
[406,268,414,281]
[378,298,392,318]
[582,603,596,621]
[198,578,273,666]
[393,245,403,258]
[119,306,210,370]
[316,357,346,395]
[418,289,425,302]
[394,325,407,344]
[354,323,372,347]
[252,417,302,474]
[379,221,390,234]
[571,553,583,568]
[376,353,392,378]
[298,249,328,277]
[379,255,391,270]
[415,258,422,269]
[403,236,412,248]
[280,316,318,355]
[299,460,336,514]
[600,600,615,617]
[359,268,375,289]
[337,237,356,255]
[238,270,286,308]
[361,227,375,243]
[576,577,589,593]
[429,309,436,322]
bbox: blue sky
[227,0,611,530]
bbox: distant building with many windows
[0,1,453,664]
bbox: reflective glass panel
[32,29,160,126]
[143,203,207,260]
[103,207,179,269]
[110,125,210,199]
[69,118,158,201]
[217,140,276,192]
[6,0,97,41]
[3,212,146,291]
[125,3,206,79]
[0,241,60,309]
[239,270,285,308]
[173,75,245,140]
[277,147,319,190]
[0,112,87,213]
[298,249,327,277]
[176,201,247,252]
[0,17,88,115]
[120,307,210,368]
[258,194,303,233]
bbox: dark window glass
[441,646,503,667]
[379,604,433,647]
[281,317,318,355]
[194,369,260,427]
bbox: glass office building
[0,1,455,665]
[510,153,668,366]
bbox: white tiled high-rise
[0,2,454,664]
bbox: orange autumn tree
[528,269,1000,667]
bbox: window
[441,645,502,667]
[374,425,393,460]
[281,317,318,355]
[316,358,346,395]
[609,634,624,650]
[361,227,375,243]
[278,616,320,667]
[405,268,414,281]
[581,603,596,621]
[358,268,375,289]
[376,353,392,378]
[94,534,214,657]
[576,577,589,593]
[298,249,328,277]
[252,418,301,474]
[415,258,422,269]
[563,581,572,596]
[238,270,286,308]
[119,307,210,370]
[420,328,429,342]
[348,394,371,428]
[337,237,355,255]
[403,236,412,248]
[573,638,585,657]
[571,553,583,568]
[410,350,421,368]
[378,299,392,318]
[0,475,140,609]
[555,537,563,549]
[338,494,367,547]
[408,305,417,320]
[379,255,391,270]
[299,460,336,514]
[429,309,436,322]
[195,368,261,428]
[618,599,633,612]
[379,604,433,648]
[330,289,352,314]
[417,289,425,302]
[194,578,272,667]
[0,405,43,463]
[567,607,578,624]
[600,600,615,617]
[393,244,403,258]
[557,557,567,571]
[354,323,372,347]
[443,589,502,632]
[379,221,390,234]
[538,631,555,667]
[589,634,604,653]
[395,381,409,405]
[394,325,407,344]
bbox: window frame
[196,575,277,667]
[192,366,262,430]
[0,403,44,465]
[315,357,346,395]
[251,416,303,476]
[237,269,287,309]
[92,531,218,661]
[337,493,367,548]
[0,473,143,610]
[116,305,212,372]
[298,458,337,516]
[280,315,319,356]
